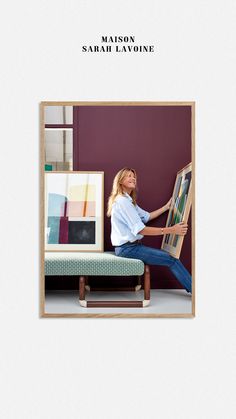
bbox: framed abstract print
[161,163,192,258]
[45,171,104,252]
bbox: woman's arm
[139,222,188,236]
[149,198,172,221]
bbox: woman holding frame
[107,167,192,294]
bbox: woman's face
[120,170,136,193]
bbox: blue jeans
[115,243,192,293]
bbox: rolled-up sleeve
[136,205,150,224]
[117,199,146,236]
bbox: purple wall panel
[74,105,192,289]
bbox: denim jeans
[115,242,192,293]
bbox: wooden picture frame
[161,163,192,258]
[45,171,104,252]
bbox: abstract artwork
[45,172,104,251]
[161,163,192,258]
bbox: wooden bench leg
[143,265,150,307]
[79,276,87,307]
[85,276,90,292]
[79,265,151,308]
[135,275,142,291]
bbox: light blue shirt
[111,193,150,246]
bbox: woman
[107,167,192,294]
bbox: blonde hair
[107,167,137,217]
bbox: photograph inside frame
[41,102,195,318]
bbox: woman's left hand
[165,198,172,211]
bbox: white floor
[45,289,192,316]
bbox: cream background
[0,1,235,418]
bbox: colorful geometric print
[62,201,96,217]
[165,171,192,247]
[47,191,96,245]
[68,185,96,201]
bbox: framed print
[161,163,192,258]
[45,171,104,252]
[40,101,195,318]
[44,128,73,171]
[44,105,73,171]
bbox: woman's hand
[164,198,172,211]
[149,198,173,221]
[171,222,188,236]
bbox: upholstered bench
[45,252,150,308]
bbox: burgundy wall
[73,105,192,290]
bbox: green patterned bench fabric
[45,252,144,276]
